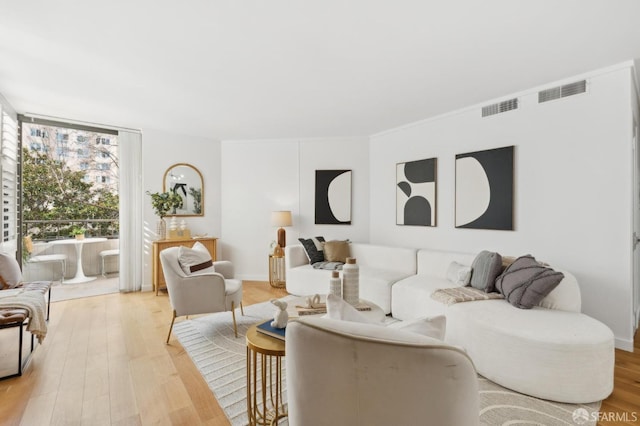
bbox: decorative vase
[75,234,85,240]
[329,270,342,299]
[169,216,178,231]
[156,218,166,240]
[342,257,359,305]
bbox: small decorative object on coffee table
[329,270,341,298]
[270,299,288,328]
[342,257,360,305]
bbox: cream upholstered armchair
[160,247,244,343]
[285,317,479,426]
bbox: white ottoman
[445,299,615,403]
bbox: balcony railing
[22,219,120,281]
[23,219,119,242]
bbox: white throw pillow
[446,261,472,286]
[386,315,446,340]
[326,294,381,325]
[178,242,215,275]
[0,252,23,289]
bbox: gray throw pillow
[470,250,502,292]
[495,255,564,309]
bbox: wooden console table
[152,237,217,295]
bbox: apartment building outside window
[21,121,119,240]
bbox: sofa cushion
[326,294,380,324]
[537,270,581,312]
[323,240,350,263]
[178,242,215,275]
[391,275,457,320]
[0,252,23,289]
[298,236,325,264]
[446,261,472,286]
[387,315,446,340]
[470,250,502,292]
[495,255,564,309]
[445,299,614,403]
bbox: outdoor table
[49,237,107,283]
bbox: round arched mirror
[163,163,204,216]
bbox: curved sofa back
[415,249,582,312]
[350,243,417,275]
[416,249,476,279]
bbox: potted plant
[147,191,183,239]
[70,226,87,240]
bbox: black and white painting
[455,146,514,230]
[315,170,352,225]
[396,158,437,226]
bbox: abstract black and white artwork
[396,158,437,226]
[455,146,514,230]
[315,170,352,225]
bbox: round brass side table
[246,323,287,425]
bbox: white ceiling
[1,1,640,140]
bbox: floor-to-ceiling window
[18,117,120,292]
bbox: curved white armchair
[285,317,479,426]
[160,247,244,343]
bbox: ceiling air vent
[538,80,587,103]
[481,98,518,117]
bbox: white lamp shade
[271,210,292,227]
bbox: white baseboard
[237,274,269,282]
[615,337,635,352]
[141,283,153,292]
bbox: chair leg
[61,260,66,282]
[231,301,238,338]
[240,301,244,316]
[166,310,177,344]
[101,256,105,277]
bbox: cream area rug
[174,299,601,426]
[50,276,119,302]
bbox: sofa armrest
[212,260,234,279]
[285,245,309,270]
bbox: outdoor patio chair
[23,235,67,282]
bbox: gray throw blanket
[312,261,344,270]
[0,289,47,343]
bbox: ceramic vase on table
[342,257,359,305]
[156,218,167,240]
[329,270,342,298]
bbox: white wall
[370,65,636,350]
[142,128,221,290]
[632,70,640,332]
[221,137,369,280]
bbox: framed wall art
[455,145,514,230]
[315,170,352,225]
[396,157,437,226]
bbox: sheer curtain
[118,131,143,292]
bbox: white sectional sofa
[285,243,615,404]
[391,248,613,404]
[285,243,417,314]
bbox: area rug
[174,300,601,426]
[50,276,119,302]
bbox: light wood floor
[0,282,638,426]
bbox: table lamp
[271,210,292,248]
